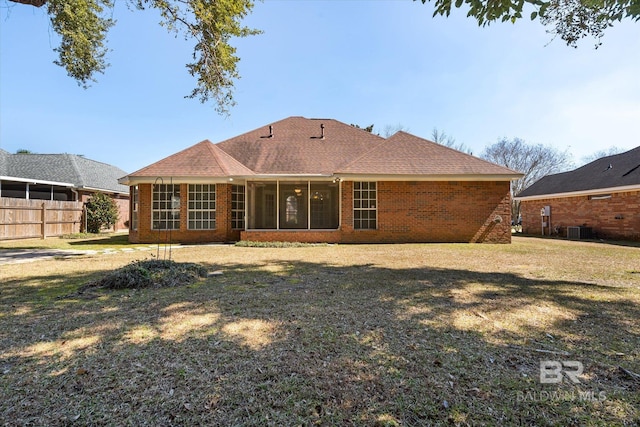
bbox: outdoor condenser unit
[567,226,593,240]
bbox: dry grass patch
[1,237,638,425]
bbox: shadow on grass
[1,260,639,425]
[67,234,132,247]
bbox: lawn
[0,232,133,251]
[1,237,639,426]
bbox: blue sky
[1,0,639,174]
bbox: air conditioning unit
[567,226,593,240]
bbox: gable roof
[0,151,129,194]
[337,131,521,178]
[517,146,640,199]
[120,116,523,183]
[126,140,254,181]
[216,117,386,175]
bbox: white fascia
[118,176,242,186]
[0,175,75,187]
[79,186,130,196]
[515,184,640,201]
[334,173,523,182]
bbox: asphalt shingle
[338,131,520,176]
[128,140,255,178]
[1,151,129,194]
[121,116,522,181]
[518,146,640,197]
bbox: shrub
[86,259,208,289]
[85,192,119,233]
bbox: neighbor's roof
[0,149,8,173]
[0,151,129,194]
[337,131,521,178]
[517,146,640,199]
[120,116,523,183]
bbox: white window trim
[353,181,378,230]
[187,184,216,230]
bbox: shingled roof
[517,146,640,199]
[0,151,129,194]
[121,117,521,183]
[337,131,520,177]
[216,117,387,175]
[128,140,254,179]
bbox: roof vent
[261,125,274,139]
[311,124,325,140]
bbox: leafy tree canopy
[85,192,119,233]
[418,0,640,47]
[8,0,260,114]
[350,123,376,133]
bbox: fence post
[41,202,46,239]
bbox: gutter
[79,185,129,195]
[334,173,523,182]
[515,184,640,201]
[0,175,75,187]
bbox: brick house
[119,117,522,244]
[516,146,640,241]
[0,149,130,231]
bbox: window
[353,181,377,229]
[152,184,180,230]
[231,185,245,229]
[188,184,215,230]
[131,186,139,231]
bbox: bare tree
[581,146,626,165]
[481,137,574,222]
[381,123,409,138]
[431,128,471,154]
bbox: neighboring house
[516,146,640,241]
[0,149,130,231]
[119,117,522,244]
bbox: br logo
[540,360,584,384]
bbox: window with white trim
[152,184,180,230]
[231,185,245,230]
[353,181,377,230]
[188,184,216,230]
[131,185,139,231]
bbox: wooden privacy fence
[0,197,84,240]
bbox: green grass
[1,237,639,425]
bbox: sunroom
[245,180,340,230]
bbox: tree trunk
[9,0,46,7]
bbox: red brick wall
[131,181,513,244]
[344,181,511,243]
[243,181,512,244]
[130,183,239,244]
[520,190,640,241]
